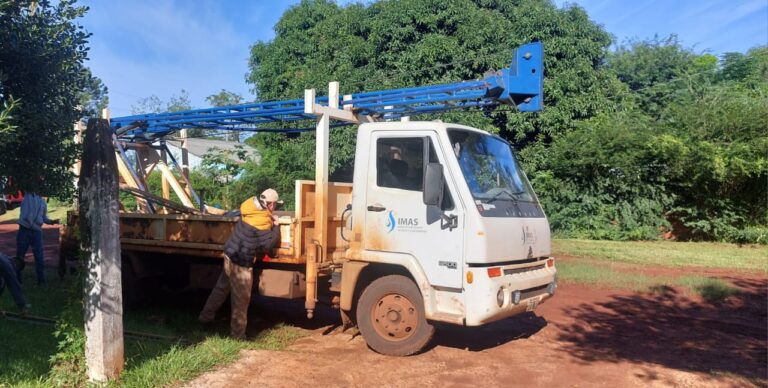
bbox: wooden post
[79,118,123,381]
[160,144,170,201]
[180,128,190,196]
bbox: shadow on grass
[554,277,767,384]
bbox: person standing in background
[16,193,59,285]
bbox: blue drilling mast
[111,42,543,141]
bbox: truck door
[363,131,464,289]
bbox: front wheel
[356,275,434,356]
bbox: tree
[657,47,768,242]
[246,0,623,206]
[206,89,244,142]
[606,35,712,118]
[166,89,192,112]
[242,0,766,243]
[130,95,163,115]
[0,0,96,197]
[79,68,109,119]
[131,90,192,114]
[131,90,209,138]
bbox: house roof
[166,138,260,164]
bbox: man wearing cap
[199,188,282,339]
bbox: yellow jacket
[240,196,273,230]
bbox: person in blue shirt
[0,252,30,315]
[16,193,59,285]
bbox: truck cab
[345,121,556,354]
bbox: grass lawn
[553,239,768,272]
[553,239,768,300]
[0,204,71,225]
[0,268,305,387]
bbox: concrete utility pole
[79,118,124,381]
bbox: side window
[376,137,424,191]
[428,139,454,210]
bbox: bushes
[522,44,767,244]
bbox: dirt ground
[188,265,767,388]
[0,223,60,268]
[2,223,763,387]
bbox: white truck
[62,42,556,356]
[339,120,556,354]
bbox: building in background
[165,138,260,171]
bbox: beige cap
[260,188,281,204]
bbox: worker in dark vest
[199,188,281,339]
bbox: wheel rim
[371,293,418,341]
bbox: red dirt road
[187,272,767,387]
[1,223,761,387]
[0,223,60,269]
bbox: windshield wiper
[485,189,524,204]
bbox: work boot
[19,304,31,317]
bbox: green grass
[0,269,305,387]
[0,319,57,386]
[553,239,768,272]
[674,275,739,303]
[557,261,739,301]
[0,205,71,225]
[118,326,304,387]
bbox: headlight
[496,287,505,307]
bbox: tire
[356,275,434,356]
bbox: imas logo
[385,210,421,233]
[386,211,396,233]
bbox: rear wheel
[356,275,434,356]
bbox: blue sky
[77,0,768,117]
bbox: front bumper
[464,259,557,326]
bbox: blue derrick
[111,43,543,141]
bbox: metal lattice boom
[111,42,543,141]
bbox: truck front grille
[504,263,545,276]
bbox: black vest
[224,220,279,268]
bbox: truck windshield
[448,129,538,205]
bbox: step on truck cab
[344,120,556,355]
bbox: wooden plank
[180,128,190,196]
[121,238,224,250]
[115,152,152,212]
[156,161,195,208]
[161,147,170,201]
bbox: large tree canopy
[0,0,100,197]
[241,0,766,243]
[244,0,623,202]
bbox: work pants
[199,255,253,339]
[16,226,44,284]
[0,253,27,309]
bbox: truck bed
[61,180,353,265]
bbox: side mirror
[423,163,444,207]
